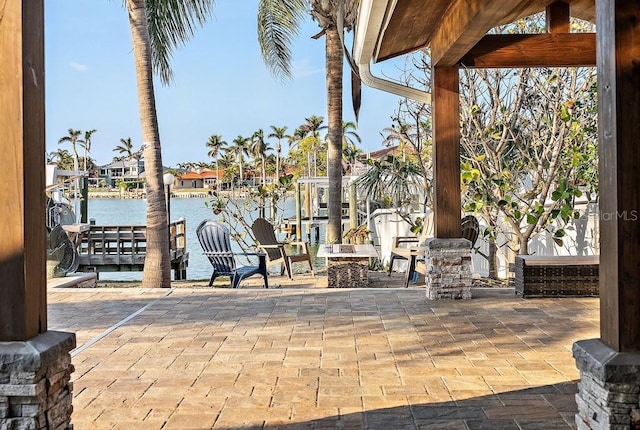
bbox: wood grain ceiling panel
[374,0,595,63]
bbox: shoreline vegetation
[88,188,253,199]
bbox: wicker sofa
[514,255,599,298]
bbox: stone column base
[0,331,76,429]
[573,339,640,430]
[424,238,472,300]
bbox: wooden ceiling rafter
[546,1,571,33]
[446,0,595,69]
[374,0,596,68]
[429,0,523,67]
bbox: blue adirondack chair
[196,219,269,289]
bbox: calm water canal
[88,197,326,281]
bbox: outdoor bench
[515,255,599,298]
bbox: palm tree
[287,117,326,177]
[51,149,74,171]
[132,145,144,162]
[258,0,358,243]
[300,114,326,139]
[124,0,215,288]
[58,128,82,167]
[78,129,97,172]
[58,129,83,218]
[219,151,236,190]
[229,135,251,186]
[177,162,192,172]
[251,129,272,218]
[206,134,226,192]
[381,120,416,162]
[268,126,289,180]
[287,127,313,177]
[340,121,362,171]
[114,137,135,159]
[196,161,210,171]
[251,129,271,186]
[341,120,361,149]
[342,145,362,172]
[287,127,308,149]
[113,137,135,176]
[300,115,326,177]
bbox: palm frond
[257,0,307,80]
[356,156,424,206]
[145,0,215,85]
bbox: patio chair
[251,218,313,279]
[460,215,480,247]
[196,219,269,289]
[387,235,421,276]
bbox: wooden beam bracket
[546,1,571,34]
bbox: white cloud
[292,59,323,78]
[69,62,88,72]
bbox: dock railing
[76,219,188,280]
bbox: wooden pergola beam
[0,0,47,341]
[459,33,596,68]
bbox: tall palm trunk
[325,25,343,244]
[127,0,171,288]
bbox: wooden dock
[75,220,189,280]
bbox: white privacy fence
[370,202,600,279]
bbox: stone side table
[317,244,378,288]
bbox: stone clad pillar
[573,340,640,429]
[423,238,472,300]
[0,332,76,429]
[573,1,640,429]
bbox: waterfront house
[98,159,145,187]
[174,169,224,190]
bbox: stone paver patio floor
[48,278,599,429]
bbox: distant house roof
[178,169,223,180]
[363,145,420,161]
[200,170,223,179]
[179,171,203,180]
[101,159,142,169]
[364,146,399,160]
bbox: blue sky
[45,1,405,167]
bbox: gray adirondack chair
[196,219,268,288]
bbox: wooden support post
[546,1,570,34]
[0,0,47,341]
[432,66,461,238]
[597,0,640,352]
